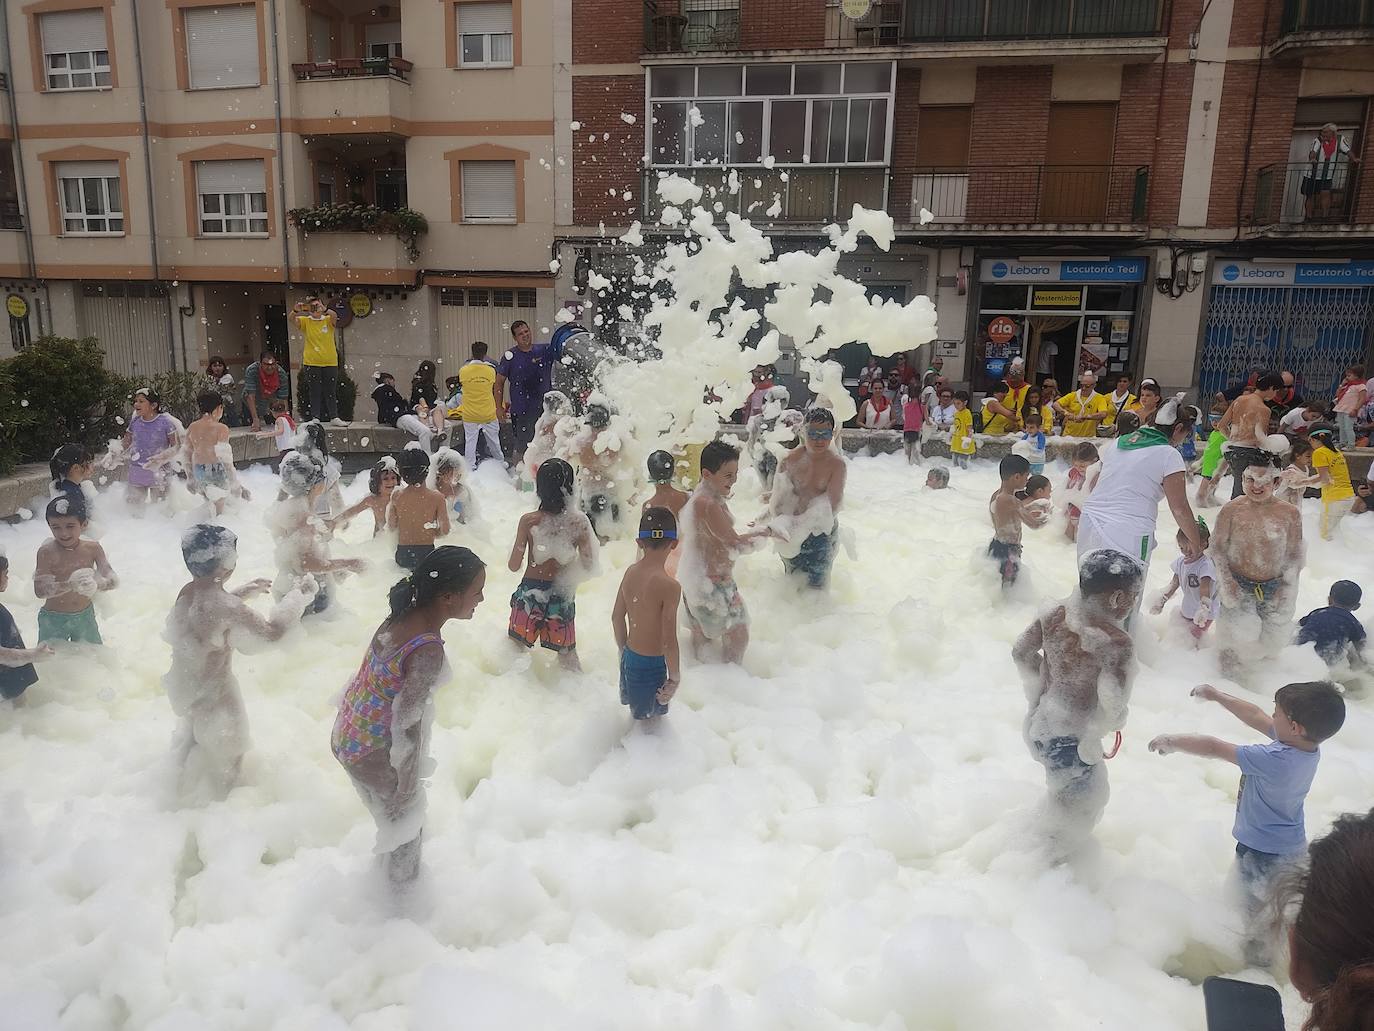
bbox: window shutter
[365,21,401,46]
[55,160,119,181]
[185,6,260,89]
[196,159,266,195]
[461,161,516,220]
[308,12,331,59]
[41,9,107,54]
[458,2,512,35]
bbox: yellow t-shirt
[1038,404,1055,434]
[983,383,1030,435]
[457,360,498,423]
[1058,390,1108,437]
[1103,391,1137,428]
[297,314,338,367]
[951,407,976,454]
[1313,445,1354,502]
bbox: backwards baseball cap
[1331,580,1362,609]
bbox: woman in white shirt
[1305,123,1361,221]
[859,384,895,429]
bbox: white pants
[464,420,503,468]
[396,413,432,451]
[1075,513,1155,575]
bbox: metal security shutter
[76,283,172,378]
[55,159,118,180]
[41,9,106,54]
[195,159,266,194]
[461,161,516,221]
[185,5,259,89]
[457,2,512,34]
[436,288,532,374]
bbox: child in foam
[1012,549,1142,851]
[0,553,52,703]
[1212,461,1304,680]
[507,458,597,672]
[1308,426,1356,540]
[34,494,117,646]
[49,443,94,515]
[164,525,315,799]
[612,507,683,728]
[337,458,399,538]
[772,408,847,590]
[268,452,365,615]
[988,455,1049,591]
[332,546,486,888]
[431,448,478,526]
[1296,580,1366,671]
[123,387,181,509]
[1149,680,1346,966]
[1150,520,1219,647]
[388,448,450,570]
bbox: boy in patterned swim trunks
[680,440,771,665]
[507,458,596,671]
[774,409,847,590]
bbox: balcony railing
[1251,162,1360,228]
[1281,0,1374,32]
[644,167,885,224]
[292,56,413,82]
[825,0,1161,45]
[910,164,1149,225]
[644,1,740,53]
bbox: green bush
[146,370,217,427]
[0,336,128,473]
[294,366,357,422]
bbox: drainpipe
[0,11,46,333]
[268,0,292,288]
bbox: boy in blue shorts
[1149,680,1346,966]
[612,507,682,728]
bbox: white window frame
[457,2,514,68]
[460,160,516,223]
[57,164,123,236]
[196,161,268,237]
[643,60,895,170]
[41,10,111,91]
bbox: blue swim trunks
[782,524,839,589]
[193,463,229,489]
[619,647,668,720]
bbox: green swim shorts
[37,604,103,645]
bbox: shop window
[1086,285,1136,310]
[516,288,536,307]
[979,284,1027,310]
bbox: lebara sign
[980,258,1147,283]
[1215,260,1374,287]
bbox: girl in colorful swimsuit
[331,546,486,887]
[507,458,597,672]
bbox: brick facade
[573,0,645,64]
[572,75,647,227]
[739,0,826,49]
[1207,60,1303,229]
[887,68,921,223]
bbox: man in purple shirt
[496,320,566,462]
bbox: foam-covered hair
[181,523,237,577]
[279,451,324,497]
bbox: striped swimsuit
[331,631,441,766]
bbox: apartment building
[555,0,1374,400]
[0,0,558,394]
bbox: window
[375,168,407,211]
[41,10,110,90]
[364,21,401,60]
[308,12,331,61]
[196,159,268,235]
[648,61,893,167]
[460,160,516,222]
[516,288,536,307]
[467,288,490,306]
[458,2,513,67]
[0,144,22,230]
[315,165,336,206]
[493,288,514,307]
[185,5,260,90]
[440,288,464,306]
[684,0,738,50]
[57,160,122,234]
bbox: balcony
[293,223,423,285]
[1273,0,1374,56]
[293,57,413,83]
[909,164,1149,233]
[1247,162,1370,235]
[290,67,412,136]
[824,0,1165,58]
[643,167,885,225]
[644,1,740,53]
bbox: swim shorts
[903,430,920,443]
[619,647,669,720]
[395,543,435,570]
[193,463,229,490]
[37,604,103,645]
[781,524,839,589]
[1232,572,1283,610]
[508,577,576,652]
[684,576,748,641]
[1032,736,1090,771]
[987,537,1023,587]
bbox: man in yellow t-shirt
[982,367,1031,436]
[292,296,344,425]
[457,340,504,469]
[1310,426,1354,540]
[1055,371,1110,437]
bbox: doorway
[261,303,292,410]
[1042,102,1117,221]
[1282,97,1365,224]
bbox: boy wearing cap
[1297,581,1366,669]
[612,507,682,727]
[1308,425,1355,540]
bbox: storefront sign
[348,292,373,317]
[1032,288,1082,308]
[987,315,1018,343]
[6,294,28,320]
[981,258,1147,284]
[1215,259,1374,287]
[1110,318,1130,344]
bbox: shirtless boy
[164,524,315,798]
[186,390,234,515]
[773,408,847,590]
[34,495,117,645]
[1217,373,1282,499]
[989,454,1050,589]
[1012,549,1142,848]
[681,440,770,664]
[612,507,683,728]
[388,448,450,570]
[1212,462,1304,678]
[269,452,365,615]
[643,450,689,518]
[576,404,626,543]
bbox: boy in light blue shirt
[1148,680,1346,967]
